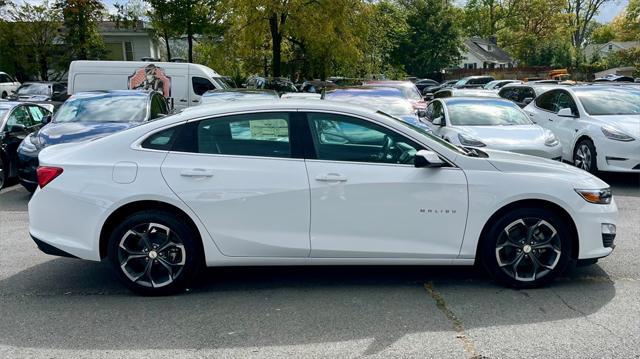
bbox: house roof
[584,41,640,59]
[464,37,513,64]
[98,20,151,33]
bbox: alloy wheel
[574,144,592,171]
[117,222,186,288]
[495,218,562,282]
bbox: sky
[22,0,630,24]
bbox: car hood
[591,115,640,138]
[34,121,140,147]
[484,148,608,186]
[12,94,51,102]
[457,125,546,147]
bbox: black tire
[0,157,6,189]
[573,138,598,173]
[107,210,203,295]
[480,207,572,289]
[1,91,7,99]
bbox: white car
[425,97,562,160]
[0,72,20,99]
[29,101,617,295]
[523,85,640,173]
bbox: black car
[414,78,440,93]
[9,82,69,111]
[497,83,559,108]
[17,90,169,192]
[422,79,458,99]
[0,102,51,188]
[452,76,495,89]
[244,76,298,94]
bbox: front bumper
[17,146,40,185]
[573,198,618,260]
[596,138,640,172]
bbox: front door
[160,112,311,257]
[303,112,468,259]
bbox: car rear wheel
[481,208,572,288]
[107,210,203,295]
[1,92,7,99]
[574,139,597,173]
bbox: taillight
[36,166,63,189]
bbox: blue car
[17,90,169,192]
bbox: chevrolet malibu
[28,101,617,295]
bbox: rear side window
[174,113,292,158]
[141,126,181,151]
[535,90,558,112]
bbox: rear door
[160,112,312,257]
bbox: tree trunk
[269,14,283,77]
[187,28,193,63]
[164,31,172,61]
[39,52,48,81]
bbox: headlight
[544,130,559,146]
[458,133,486,147]
[575,188,612,204]
[601,125,635,142]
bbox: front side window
[194,113,291,158]
[192,77,216,96]
[27,105,48,122]
[554,91,578,115]
[307,112,421,165]
[7,106,34,129]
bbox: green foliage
[1,0,63,80]
[393,0,463,78]
[55,0,106,61]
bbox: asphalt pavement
[0,174,638,358]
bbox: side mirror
[432,116,444,126]
[557,108,576,118]
[523,97,533,105]
[41,115,52,125]
[415,149,445,168]
[416,109,427,118]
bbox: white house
[99,21,161,61]
[458,37,516,70]
[584,41,640,61]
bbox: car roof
[441,97,517,106]
[71,90,156,99]
[0,101,45,110]
[327,87,404,96]
[203,88,278,95]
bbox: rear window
[54,94,149,123]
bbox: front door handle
[180,168,213,178]
[548,118,554,122]
[192,100,199,103]
[179,99,187,103]
[315,173,348,182]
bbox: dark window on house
[125,42,134,61]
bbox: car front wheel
[481,208,572,288]
[107,210,203,295]
[574,139,597,173]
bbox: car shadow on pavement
[0,258,616,353]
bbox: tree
[55,0,106,61]
[394,0,463,77]
[361,0,408,76]
[6,0,63,80]
[463,0,519,37]
[565,0,612,51]
[145,0,179,60]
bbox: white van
[67,61,229,110]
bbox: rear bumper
[31,234,78,258]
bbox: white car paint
[523,85,640,172]
[0,72,20,99]
[426,98,562,159]
[28,101,616,273]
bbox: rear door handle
[179,99,187,103]
[548,118,554,122]
[180,168,214,178]
[315,173,348,182]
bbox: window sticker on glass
[231,119,289,142]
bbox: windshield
[0,109,8,120]
[17,83,49,95]
[211,77,230,90]
[398,84,422,101]
[447,100,532,126]
[377,111,470,156]
[54,94,148,123]
[575,87,640,116]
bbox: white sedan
[523,85,640,173]
[29,101,617,295]
[425,97,562,160]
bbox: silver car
[424,97,562,160]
